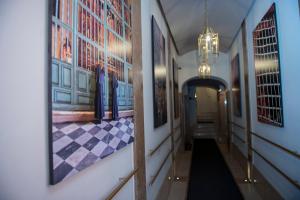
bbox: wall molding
[52,110,134,123]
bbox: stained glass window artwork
[108,56,124,82]
[51,0,131,80]
[253,3,284,127]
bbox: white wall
[230,0,300,198]
[177,50,230,92]
[196,87,218,115]
[0,1,135,200]
[141,0,180,199]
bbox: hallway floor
[165,139,263,200]
[187,139,243,200]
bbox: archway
[181,76,231,150]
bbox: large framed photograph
[173,59,179,119]
[151,16,167,128]
[253,3,284,127]
[231,54,242,117]
[48,0,134,184]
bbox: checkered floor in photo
[52,117,134,184]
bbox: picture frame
[48,0,135,184]
[252,3,284,127]
[231,54,242,117]
[151,16,168,128]
[173,59,180,119]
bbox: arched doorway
[181,76,231,150]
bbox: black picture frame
[298,0,300,16]
[231,54,242,117]
[173,58,179,119]
[151,16,168,128]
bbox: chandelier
[198,0,219,76]
[198,62,211,77]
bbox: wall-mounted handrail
[232,131,246,144]
[175,135,181,144]
[229,122,300,159]
[251,147,300,190]
[148,133,172,157]
[105,168,139,200]
[230,121,246,130]
[149,148,173,186]
[173,124,181,131]
[251,132,300,160]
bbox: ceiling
[159,0,255,54]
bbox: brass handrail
[232,131,246,144]
[149,148,173,186]
[175,135,181,144]
[251,147,300,190]
[105,168,139,200]
[251,132,300,159]
[173,124,181,131]
[230,121,246,130]
[149,133,172,157]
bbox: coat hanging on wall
[112,74,119,120]
[95,66,105,122]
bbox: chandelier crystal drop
[197,0,219,77]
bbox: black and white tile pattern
[52,117,134,184]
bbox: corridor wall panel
[0,0,134,199]
[141,0,180,199]
[230,29,248,158]
[241,0,300,198]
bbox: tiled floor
[51,117,134,184]
[165,140,263,200]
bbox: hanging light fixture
[198,62,211,77]
[198,0,219,76]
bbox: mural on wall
[253,3,284,127]
[152,16,167,128]
[49,0,134,184]
[173,59,180,119]
[231,54,242,117]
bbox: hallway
[1,0,300,200]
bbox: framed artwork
[299,0,300,16]
[48,0,134,184]
[173,59,180,119]
[253,3,284,127]
[231,54,242,117]
[151,16,167,128]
